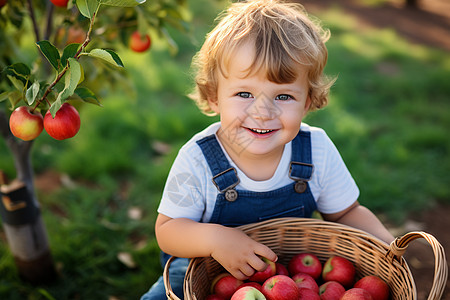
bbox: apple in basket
[353,275,389,300]
[211,273,244,299]
[248,257,276,283]
[291,273,319,293]
[206,294,226,300]
[275,263,289,276]
[262,275,300,300]
[298,287,320,300]
[322,256,356,288]
[318,281,345,300]
[231,286,266,300]
[340,288,373,300]
[237,282,263,293]
[288,253,322,280]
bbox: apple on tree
[43,103,80,140]
[322,256,355,288]
[0,0,7,8]
[9,106,44,141]
[129,31,152,53]
[50,0,69,7]
[288,252,322,280]
[340,288,373,300]
[353,275,389,300]
[248,257,276,283]
[318,281,345,300]
[231,286,266,300]
[262,275,300,300]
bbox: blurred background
[0,0,449,299]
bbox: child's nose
[246,94,279,120]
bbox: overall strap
[196,135,240,195]
[289,131,314,193]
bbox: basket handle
[386,231,448,300]
[163,256,183,300]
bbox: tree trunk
[0,110,57,284]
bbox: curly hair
[189,0,335,116]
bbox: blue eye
[276,94,293,101]
[237,92,253,98]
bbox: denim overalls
[141,130,317,300]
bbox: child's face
[209,41,311,159]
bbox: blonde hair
[190,0,335,115]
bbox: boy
[141,0,394,299]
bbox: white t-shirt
[158,122,359,222]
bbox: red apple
[206,295,226,300]
[129,31,151,53]
[275,263,289,276]
[288,253,322,280]
[262,275,300,300]
[231,286,266,300]
[9,106,44,141]
[237,282,263,293]
[0,0,7,8]
[318,281,345,300]
[44,103,80,140]
[353,276,389,300]
[299,288,321,300]
[248,257,276,283]
[211,273,244,300]
[50,0,69,7]
[292,273,319,293]
[322,256,355,288]
[340,288,373,300]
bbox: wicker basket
[163,217,448,300]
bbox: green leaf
[99,0,145,7]
[7,75,25,91]
[76,0,100,19]
[50,58,82,117]
[0,92,9,103]
[25,81,40,105]
[6,63,31,78]
[88,49,124,67]
[61,43,81,67]
[74,86,102,106]
[36,40,61,71]
[5,63,31,86]
[8,91,22,110]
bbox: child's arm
[321,201,395,244]
[155,213,278,280]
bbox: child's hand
[210,225,278,280]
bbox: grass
[0,1,449,299]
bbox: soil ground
[299,0,450,298]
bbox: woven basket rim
[163,217,447,300]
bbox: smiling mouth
[247,128,275,134]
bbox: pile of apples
[206,253,390,300]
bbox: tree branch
[26,0,41,42]
[44,2,54,41]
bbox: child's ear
[303,96,312,114]
[208,97,220,114]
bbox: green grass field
[0,0,449,299]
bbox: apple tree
[0,0,190,283]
